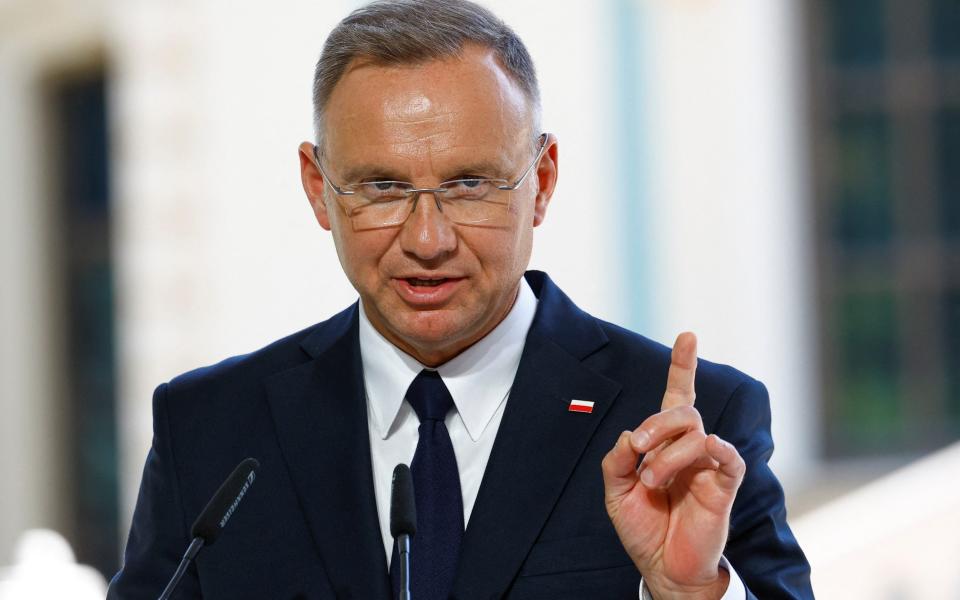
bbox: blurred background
[1,0,958,597]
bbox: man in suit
[110,1,812,598]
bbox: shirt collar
[359,278,538,442]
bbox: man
[110,1,812,598]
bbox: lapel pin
[568,399,595,414]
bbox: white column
[109,0,359,524]
[637,0,818,488]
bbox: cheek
[330,225,396,288]
[510,227,535,272]
[505,200,537,259]
[468,226,534,281]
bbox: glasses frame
[311,133,550,225]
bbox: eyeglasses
[312,133,549,230]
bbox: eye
[357,181,409,202]
[443,178,493,199]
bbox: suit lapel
[451,273,622,598]
[264,306,391,599]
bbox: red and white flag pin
[568,399,595,414]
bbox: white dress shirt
[360,280,538,563]
[358,278,745,599]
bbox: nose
[398,191,458,262]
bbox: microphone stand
[158,537,204,600]
[397,532,412,600]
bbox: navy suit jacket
[109,271,812,599]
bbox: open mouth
[395,276,463,306]
[406,277,449,287]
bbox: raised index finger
[662,331,698,410]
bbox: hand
[601,332,745,599]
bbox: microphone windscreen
[190,458,260,545]
[390,463,417,538]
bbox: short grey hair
[312,0,541,147]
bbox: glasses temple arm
[498,133,549,191]
[312,145,354,196]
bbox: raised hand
[601,332,745,599]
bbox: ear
[532,134,558,227]
[298,141,332,231]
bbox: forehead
[322,45,534,170]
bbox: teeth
[408,278,446,287]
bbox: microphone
[158,458,260,600]
[390,463,416,600]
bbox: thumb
[602,431,640,502]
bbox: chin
[392,311,480,349]
[397,313,470,342]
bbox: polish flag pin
[568,399,595,414]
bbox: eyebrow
[337,160,515,185]
[337,164,409,184]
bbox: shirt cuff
[638,556,746,600]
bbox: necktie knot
[405,370,454,422]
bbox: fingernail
[640,467,656,488]
[631,430,650,450]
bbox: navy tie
[391,369,464,600]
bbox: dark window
[939,109,960,238]
[944,290,960,425]
[830,286,902,454]
[829,0,887,66]
[810,0,960,457]
[832,113,894,245]
[50,70,120,578]
[931,0,960,59]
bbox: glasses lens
[439,179,510,225]
[344,179,513,228]
[343,183,408,229]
